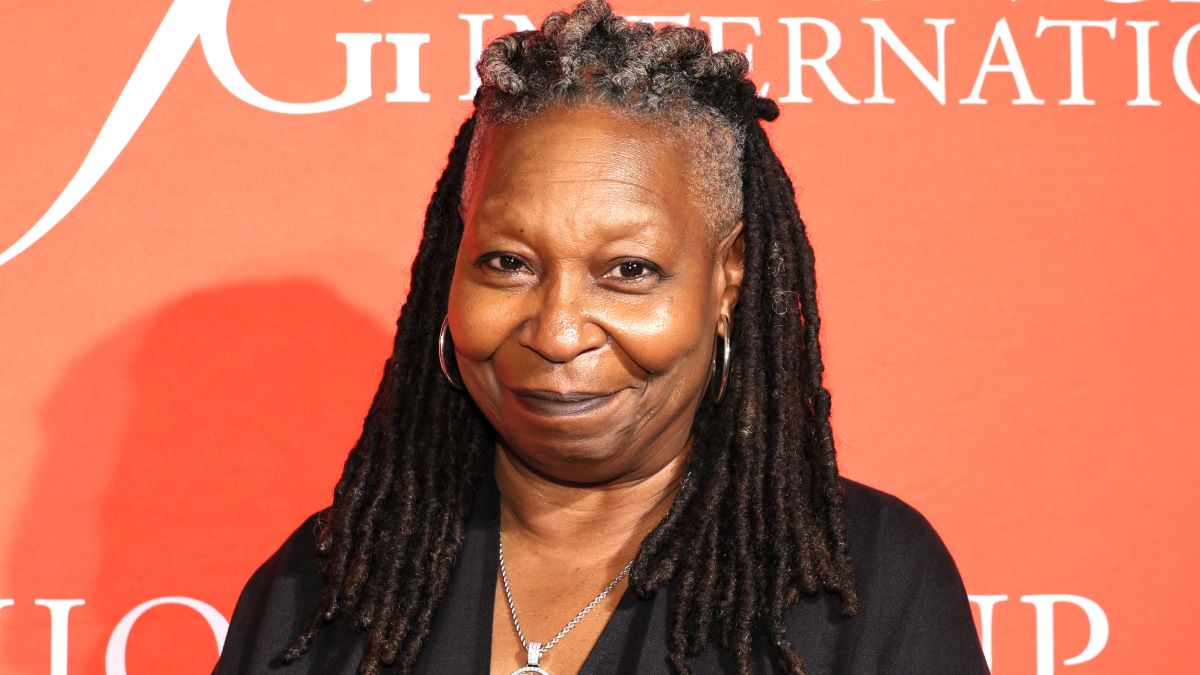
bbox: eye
[604,259,662,282]
[480,253,531,274]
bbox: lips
[510,388,619,417]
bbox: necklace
[498,533,634,675]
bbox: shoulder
[836,475,968,605]
[838,476,955,573]
[232,509,328,613]
[213,510,332,674]
[833,476,992,673]
[262,509,327,579]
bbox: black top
[212,470,990,674]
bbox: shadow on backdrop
[6,277,393,673]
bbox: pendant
[510,641,551,675]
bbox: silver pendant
[510,642,550,675]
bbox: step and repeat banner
[2,1,1197,673]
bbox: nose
[519,274,607,363]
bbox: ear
[715,219,745,328]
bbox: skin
[447,102,745,674]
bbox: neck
[494,440,690,566]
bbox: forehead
[462,105,710,245]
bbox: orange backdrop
[2,1,1197,673]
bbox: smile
[510,389,619,418]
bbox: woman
[213,1,990,673]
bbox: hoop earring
[438,315,464,390]
[708,315,733,403]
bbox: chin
[501,434,632,483]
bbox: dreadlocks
[279,1,859,673]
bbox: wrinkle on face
[447,103,735,485]
[461,98,746,242]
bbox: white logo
[971,594,1110,674]
[2,3,1198,267]
[2,592,1108,673]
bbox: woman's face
[448,104,744,484]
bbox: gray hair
[460,0,756,240]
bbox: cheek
[446,277,515,363]
[608,287,715,379]
[446,269,719,382]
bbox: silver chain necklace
[498,533,633,675]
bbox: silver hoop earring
[438,315,464,390]
[708,315,733,403]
